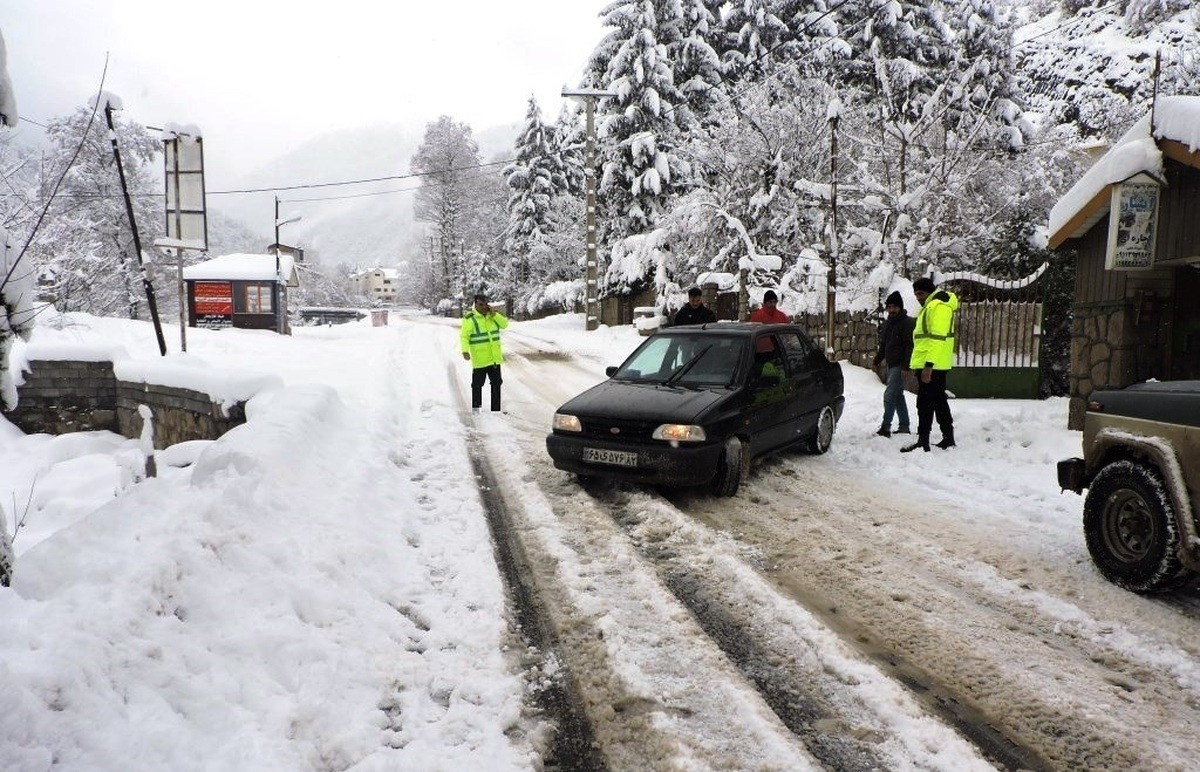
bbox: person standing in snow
[461,293,508,413]
[872,290,914,438]
[749,290,789,323]
[672,287,717,326]
[901,277,959,453]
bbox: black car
[545,323,844,496]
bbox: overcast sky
[5,0,606,181]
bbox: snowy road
[8,309,1200,771]
[421,311,1200,771]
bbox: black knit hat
[885,290,903,308]
[912,277,936,293]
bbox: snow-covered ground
[1,308,1196,771]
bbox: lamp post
[561,87,616,331]
[273,195,301,335]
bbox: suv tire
[1082,460,1191,593]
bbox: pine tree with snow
[503,97,559,296]
[943,0,1028,150]
[592,0,690,240]
[836,0,956,124]
[714,0,793,81]
[669,0,725,127]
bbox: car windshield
[612,334,743,386]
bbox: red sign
[194,281,232,315]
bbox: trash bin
[371,310,389,327]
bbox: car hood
[559,380,730,424]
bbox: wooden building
[181,253,299,334]
[1049,96,1200,429]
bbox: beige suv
[1058,381,1200,593]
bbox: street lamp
[273,195,301,334]
[562,87,617,331]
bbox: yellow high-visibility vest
[460,310,508,368]
[910,290,958,371]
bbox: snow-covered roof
[182,253,299,287]
[1049,96,1200,249]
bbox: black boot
[901,434,930,453]
[935,428,955,449]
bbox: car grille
[580,416,658,441]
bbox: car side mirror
[606,366,619,377]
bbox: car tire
[1083,460,1191,593]
[806,405,836,455]
[710,437,746,497]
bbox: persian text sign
[194,281,232,329]
[1105,178,1160,270]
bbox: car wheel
[806,405,836,454]
[1082,460,1190,593]
[710,437,745,497]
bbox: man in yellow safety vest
[460,292,508,413]
[901,277,959,453]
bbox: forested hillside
[1,0,1196,324]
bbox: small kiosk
[182,252,299,334]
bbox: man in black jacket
[672,287,717,326]
[872,290,914,437]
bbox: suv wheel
[710,437,746,497]
[1083,460,1190,593]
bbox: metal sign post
[162,129,208,351]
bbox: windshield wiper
[664,345,712,385]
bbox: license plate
[583,447,638,467]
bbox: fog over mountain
[210,121,521,271]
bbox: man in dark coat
[872,290,914,437]
[672,287,717,326]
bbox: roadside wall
[3,359,248,448]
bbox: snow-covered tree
[0,26,23,587]
[411,116,484,304]
[715,0,794,81]
[586,0,692,295]
[504,97,559,297]
[26,104,163,319]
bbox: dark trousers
[915,369,953,437]
[471,364,502,411]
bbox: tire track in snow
[449,365,605,772]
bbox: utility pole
[105,101,167,356]
[826,106,841,357]
[562,87,617,331]
[274,196,301,335]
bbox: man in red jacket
[749,290,789,323]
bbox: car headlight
[652,424,706,442]
[553,413,582,432]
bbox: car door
[744,333,798,455]
[778,331,826,440]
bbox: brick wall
[4,359,247,448]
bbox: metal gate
[940,263,1046,399]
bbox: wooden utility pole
[105,101,166,356]
[827,107,840,356]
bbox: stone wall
[4,359,247,448]
[1067,301,1142,430]
[793,309,881,369]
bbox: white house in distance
[181,253,300,334]
[352,267,400,305]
